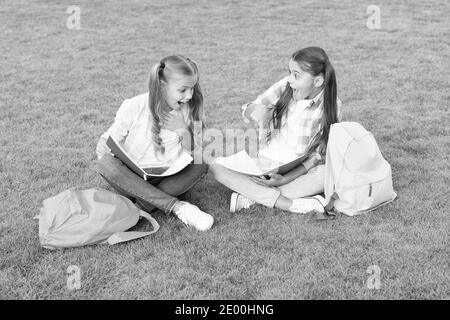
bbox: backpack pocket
[334,174,397,216]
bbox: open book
[106,136,193,180]
[214,150,306,176]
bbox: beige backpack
[35,188,159,249]
[324,122,397,216]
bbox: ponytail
[185,59,205,128]
[149,61,167,155]
[307,56,338,157]
[266,85,293,142]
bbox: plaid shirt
[244,76,342,171]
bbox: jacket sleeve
[241,77,288,123]
[95,98,136,159]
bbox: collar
[290,89,324,110]
[303,89,324,108]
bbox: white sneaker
[173,201,214,231]
[289,195,326,214]
[230,192,256,213]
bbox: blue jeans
[91,154,208,214]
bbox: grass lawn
[0,0,449,299]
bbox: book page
[214,150,282,176]
[144,151,193,177]
[142,167,170,175]
[214,150,307,176]
[106,136,146,178]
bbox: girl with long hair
[211,47,342,214]
[94,54,213,231]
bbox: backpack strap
[104,211,160,245]
[315,192,338,221]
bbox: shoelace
[240,196,254,209]
[174,203,190,223]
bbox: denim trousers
[91,154,208,214]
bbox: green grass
[1,0,449,299]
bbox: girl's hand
[248,104,272,129]
[251,173,287,187]
[96,136,113,158]
[162,111,188,133]
[244,103,271,128]
[249,104,270,124]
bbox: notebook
[106,136,193,180]
[214,150,306,176]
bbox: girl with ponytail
[211,47,342,214]
[94,54,213,231]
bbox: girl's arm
[282,163,308,183]
[95,134,112,159]
[96,99,135,159]
[253,149,323,187]
[241,77,289,125]
[251,163,308,187]
[300,152,322,172]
